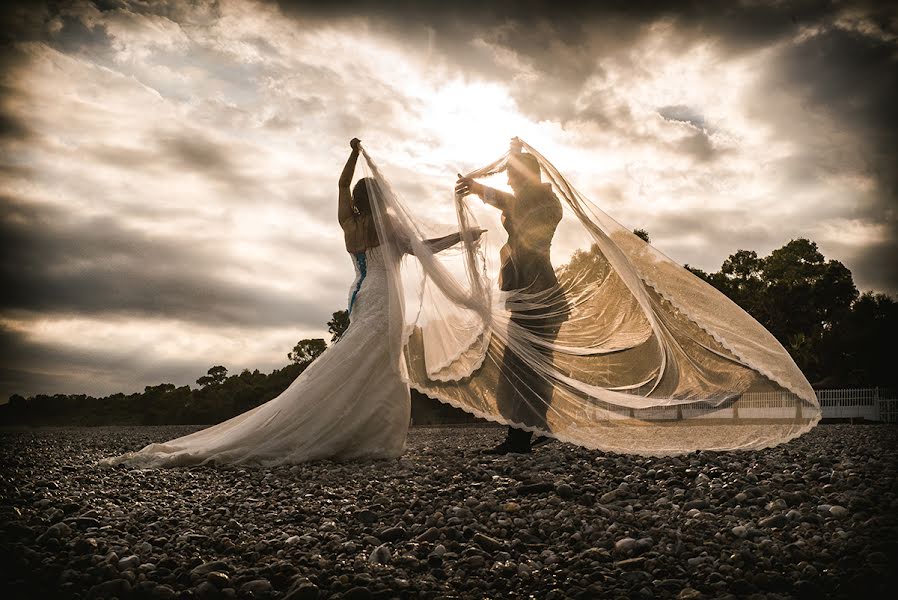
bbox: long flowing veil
[360,141,820,456]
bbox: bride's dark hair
[352,177,375,216]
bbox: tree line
[1,235,894,426]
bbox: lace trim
[636,271,818,407]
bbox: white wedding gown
[103,245,410,467]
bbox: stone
[192,561,230,576]
[207,572,230,588]
[378,526,406,542]
[343,587,372,600]
[615,537,638,554]
[472,532,506,552]
[195,581,220,599]
[87,578,132,600]
[117,555,140,571]
[555,483,575,498]
[759,514,788,528]
[151,584,178,600]
[240,579,272,594]
[517,482,554,494]
[368,544,391,565]
[415,526,440,542]
[285,580,319,600]
[829,505,849,519]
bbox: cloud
[0,199,344,328]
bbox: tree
[328,310,350,342]
[144,383,175,394]
[288,339,327,364]
[696,238,861,383]
[196,365,228,388]
[632,228,651,243]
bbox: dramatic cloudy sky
[1,0,896,401]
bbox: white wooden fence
[818,387,897,422]
[579,388,897,423]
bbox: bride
[103,138,482,467]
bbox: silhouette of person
[456,139,568,453]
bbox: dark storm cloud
[0,199,339,329]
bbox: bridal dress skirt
[103,246,410,468]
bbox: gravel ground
[1,424,896,600]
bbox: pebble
[368,544,391,565]
[239,579,272,594]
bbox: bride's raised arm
[338,138,361,225]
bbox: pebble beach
[1,425,896,599]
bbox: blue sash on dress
[348,252,367,313]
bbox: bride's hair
[352,177,375,216]
[508,153,541,184]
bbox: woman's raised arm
[338,138,361,224]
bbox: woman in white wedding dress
[103,138,478,468]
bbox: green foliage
[328,310,350,342]
[288,338,327,364]
[196,365,228,388]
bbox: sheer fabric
[361,141,820,456]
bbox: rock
[502,502,521,513]
[117,554,140,571]
[285,580,319,600]
[207,572,230,588]
[87,578,132,599]
[731,525,748,538]
[71,517,101,529]
[759,514,788,528]
[368,544,391,565]
[285,535,302,545]
[191,561,230,576]
[343,586,372,600]
[555,483,574,498]
[465,555,486,569]
[678,588,702,600]
[599,490,618,503]
[829,505,849,519]
[135,541,153,555]
[240,579,272,594]
[378,526,406,542]
[415,526,440,542]
[195,581,220,599]
[37,521,72,543]
[614,557,646,569]
[472,532,506,552]
[517,482,554,494]
[615,537,638,554]
[683,499,709,511]
[355,509,377,524]
[151,584,178,600]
